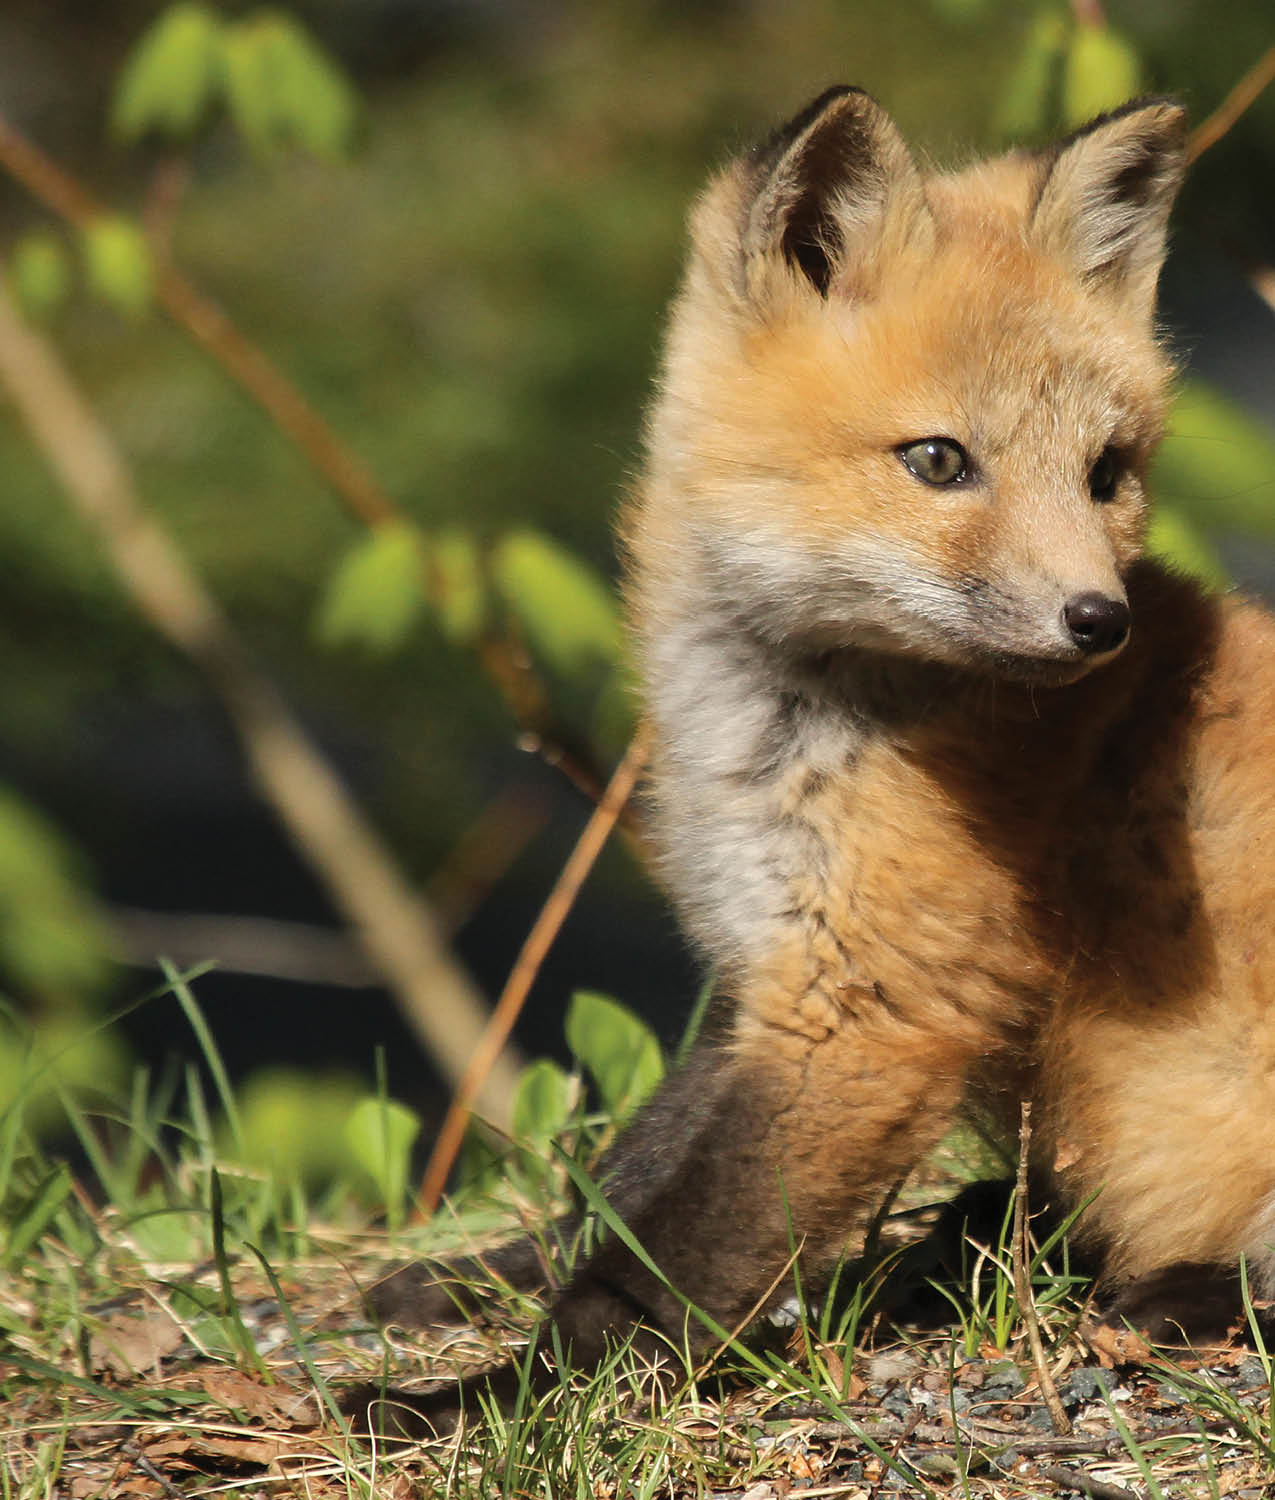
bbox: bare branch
[1188,45,1275,164]
[419,724,651,1214]
[0,277,520,1122]
[1013,1100,1072,1436]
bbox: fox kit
[368,88,1275,1411]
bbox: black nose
[1063,592,1130,655]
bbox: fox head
[640,89,1187,683]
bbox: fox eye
[1089,446,1120,502]
[899,438,970,486]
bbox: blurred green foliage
[0,0,1271,1162]
[113,2,357,157]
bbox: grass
[3,979,1275,1498]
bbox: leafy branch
[0,7,624,812]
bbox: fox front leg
[533,996,982,1368]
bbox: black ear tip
[751,84,877,168]
[1056,94,1188,153]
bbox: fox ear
[1032,99,1187,317]
[736,86,932,301]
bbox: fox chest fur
[637,551,1233,1058]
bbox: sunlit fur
[371,96,1275,1398]
[621,89,1275,1313]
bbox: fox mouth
[978,644,1124,687]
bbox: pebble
[1065,1367,1116,1402]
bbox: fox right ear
[1031,99,1187,318]
[704,87,933,308]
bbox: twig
[141,155,192,259]
[121,1443,184,1500]
[1188,45,1275,164]
[1037,1464,1139,1500]
[0,276,521,1121]
[418,724,652,1215]
[1013,1100,1072,1435]
[803,1411,1239,1456]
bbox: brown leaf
[141,1432,286,1469]
[201,1368,318,1427]
[1080,1317,1151,1368]
[198,1436,288,1465]
[89,1306,184,1378]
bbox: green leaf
[565,991,663,1123]
[221,11,356,160]
[232,1068,364,1181]
[81,217,152,317]
[1061,22,1143,127]
[1153,381,1275,541]
[10,232,71,320]
[315,522,429,653]
[512,1059,574,1143]
[111,2,224,143]
[429,527,487,645]
[993,8,1067,141]
[344,1095,421,1222]
[491,531,623,679]
[221,20,277,155]
[3,1161,72,1265]
[0,786,114,996]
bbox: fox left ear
[1032,99,1187,318]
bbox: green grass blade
[162,958,243,1153]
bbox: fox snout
[1063,590,1130,657]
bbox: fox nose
[1063,592,1130,655]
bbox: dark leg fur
[367,1226,567,1328]
[1094,1261,1255,1347]
[349,1017,972,1433]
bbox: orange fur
[368,97,1275,1409]
[624,88,1275,1305]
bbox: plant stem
[419,724,650,1214]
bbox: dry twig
[419,724,652,1214]
[1012,1100,1072,1436]
[1037,1464,1139,1500]
[1188,45,1275,164]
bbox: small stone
[1067,1366,1115,1401]
[980,1361,1026,1396]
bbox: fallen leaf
[202,1368,318,1426]
[1080,1317,1151,1368]
[89,1306,184,1378]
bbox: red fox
[365,87,1275,1419]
